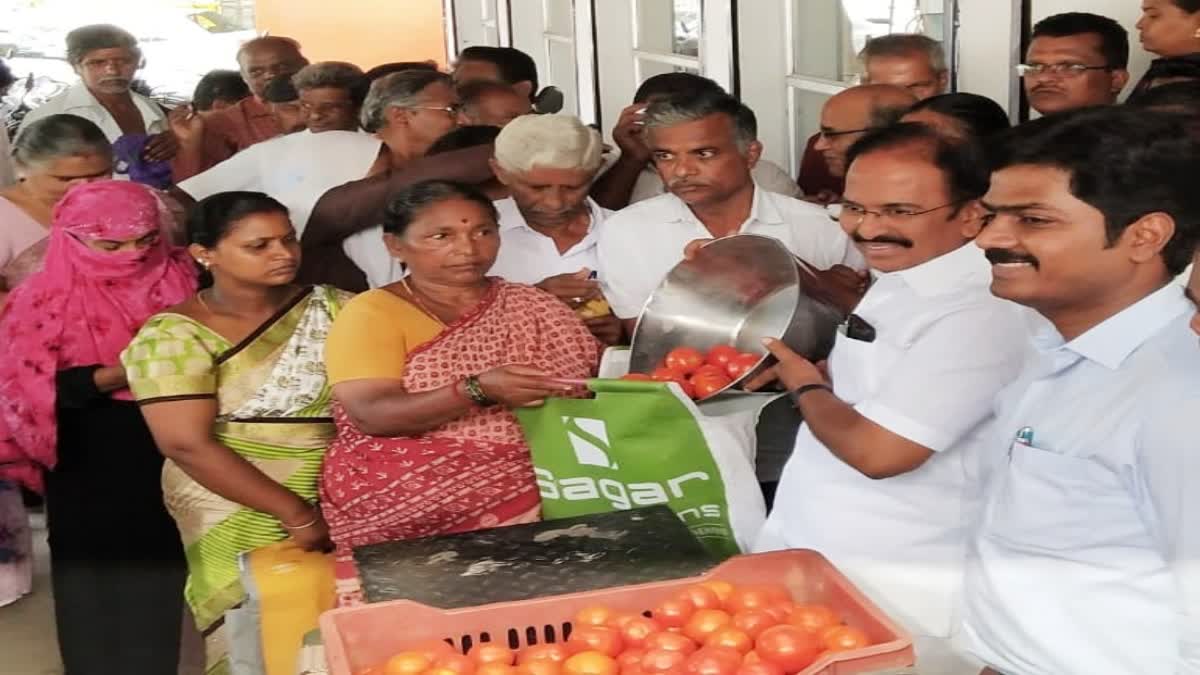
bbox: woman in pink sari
[0,180,197,674]
[320,181,600,605]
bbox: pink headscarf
[0,181,197,491]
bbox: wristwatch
[463,375,497,407]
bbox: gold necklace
[399,277,446,325]
[196,290,214,314]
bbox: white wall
[1030,0,1153,99]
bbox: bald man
[814,84,917,180]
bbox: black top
[46,366,184,563]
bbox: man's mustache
[668,179,706,190]
[1031,85,1063,95]
[100,78,130,87]
[852,232,914,248]
[985,248,1040,267]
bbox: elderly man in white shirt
[597,89,864,335]
[20,25,175,162]
[345,113,622,344]
[960,108,1200,675]
[751,122,1029,675]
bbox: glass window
[637,0,701,57]
[790,88,833,162]
[791,0,952,82]
[546,0,575,37]
[548,39,579,115]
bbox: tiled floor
[0,513,63,675]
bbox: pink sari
[320,281,600,605]
[0,181,196,492]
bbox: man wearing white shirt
[598,90,864,334]
[177,129,381,237]
[751,123,1030,675]
[345,113,622,344]
[20,25,175,162]
[961,107,1200,675]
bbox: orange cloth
[325,289,443,384]
[177,97,282,179]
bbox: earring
[195,259,210,269]
[1194,27,1200,39]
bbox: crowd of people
[1,2,1200,674]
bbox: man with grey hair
[813,84,917,180]
[360,70,460,167]
[20,24,176,162]
[292,61,368,133]
[598,90,864,333]
[342,114,621,344]
[859,33,950,100]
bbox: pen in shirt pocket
[1015,426,1035,446]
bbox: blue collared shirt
[962,282,1200,675]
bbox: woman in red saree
[320,180,600,604]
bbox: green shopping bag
[517,366,769,558]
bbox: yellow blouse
[325,288,443,384]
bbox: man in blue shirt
[962,107,1200,674]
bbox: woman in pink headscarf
[0,180,197,675]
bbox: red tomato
[563,651,618,675]
[730,610,777,639]
[429,668,464,675]
[665,347,705,375]
[753,626,821,673]
[682,609,732,643]
[436,653,479,675]
[620,616,664,648]
[724,354,761,380]
[385,651,433,675]
[786,604,838,635]
[735,661,784,675]
[477,664,518,675]
[822,625,869,652]
[704,346,740,368]
[677,585,723,611]
[567,626,625,657]
[762,602,795,624]
[643,631,698,655]
[682,647,743,675]
[620,373,653,381]
[519,644,572,665]
[608,613,638,630]
[651,367,687,382]
[617,650,646,672]
[653,597,696,629]
[471,644,517,666]
[690,375,732,400]
[698,581,735,606]
[704,628,753,654]
[726,588,778,614]
[640,649,688,674]
[691,364,727,380]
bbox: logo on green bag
[563,417,618,469]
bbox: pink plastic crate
[321,550,915,675]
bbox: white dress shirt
[179,130,382,236]
[962,282,1200,675]
[629,159,803,204]
[343,196,612,288]
[597,185,864,319]
[754,243,1031,660]
[18,81,168,142]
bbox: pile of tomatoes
[360,581,871,675]
[620,346,762,401]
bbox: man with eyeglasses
[811,84,916,186]
[1021,12,1130,116]
[20,24,177,165]
[752,123,1029,675]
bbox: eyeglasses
[411,104,462,116]
[836,201,964,225]
[1016,63,1111,77]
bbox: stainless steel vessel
[629,235,844,395]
